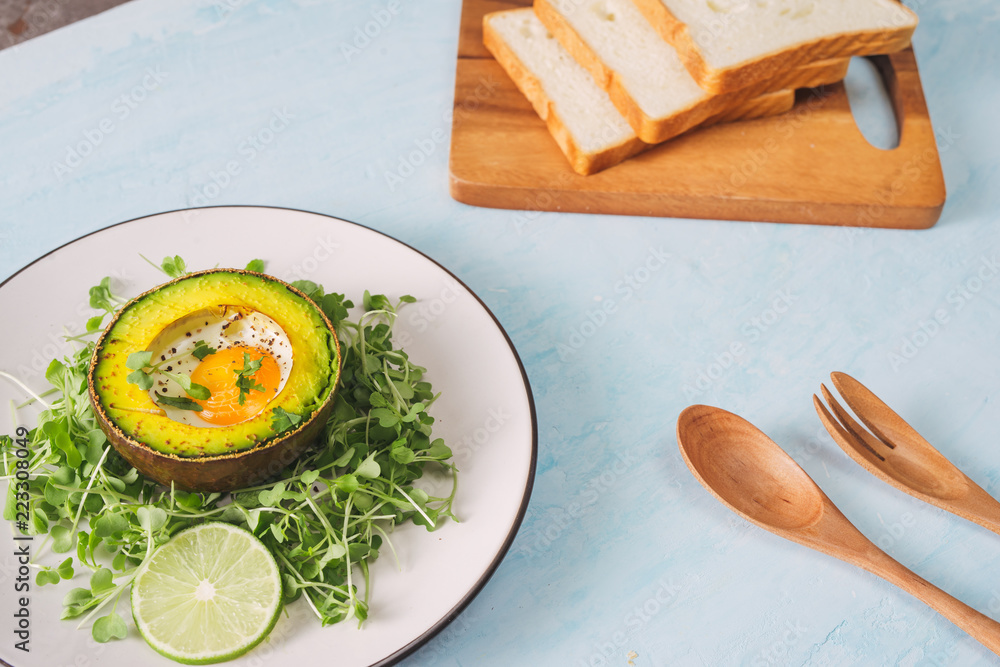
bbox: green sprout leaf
[258,483,283,507]
[92,612,128,643]
[37,569,61,586]
[162,255,187,278]
[136,506,167,533]
[126,369,154,391]
[57,557,75,580]
[50,524,74,553]
[88,277,118,312]
[90,567,115,595]
[356,454,380,479]
[125,351,153,370]
[270,406,302,434]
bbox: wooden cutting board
[448,0,946,228]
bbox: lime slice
[131,522,283,664]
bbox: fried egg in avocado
[145,307,294,427]
[88,268,341,491]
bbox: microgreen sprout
[1,259,458,645]
[86,277,127,333]
[141,254,188,279]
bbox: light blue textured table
[2,0,1000,665]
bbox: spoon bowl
[676,404,1000,656]
[677,405,823,531]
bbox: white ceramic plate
[0,207,536,667]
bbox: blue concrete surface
[2,0,1000,664]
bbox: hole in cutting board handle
[844,56,900,150]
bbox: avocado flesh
[90,270,339,458]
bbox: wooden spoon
[676,404,1000,656]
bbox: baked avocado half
[88,269,341,491]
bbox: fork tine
[812,393,881,461]
[831,371,924,451]
[816,385,890,461]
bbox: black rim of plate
[0,205,538,667]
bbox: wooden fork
[814,371,1000,535]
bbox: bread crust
[534,0,849,143]
[705,89,793,125]
[631,0,916,93]
[483,12,647,175]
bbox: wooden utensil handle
[959,484,1000,537]
[862,547,1000,656]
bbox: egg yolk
[190,346,282,426]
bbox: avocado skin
[87,268,341,492]
[94,396,334,491]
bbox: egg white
[144,306,293,427]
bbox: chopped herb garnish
[154,394,204,412]
[234,352,265,405]
[270,406,303,434]
[191,340,216,361]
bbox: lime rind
[131,522,283,665]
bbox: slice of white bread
[484,8,645,175]
[632,0,917,92]
[483,8,795,175]
[535,0,848,144]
